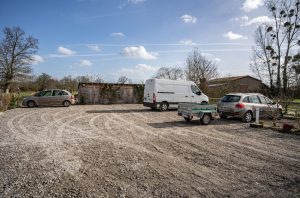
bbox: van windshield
[221,95,241,102]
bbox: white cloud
[223,31,248,40]
[201,52,212,57]
[214,58,221,62]
[234,15,273,26]
[181,14,197,24]
[135,63,157,72]
[57,46,76,55]
[241,0,264,12]
[128,0,146,4]
[111,32,126,37]
[79,60,93,67]
[118,63,158,82]
[122,46,157,60]
[179,39,196,45]
[87,44,101,52]
[31,55,44,65]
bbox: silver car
[22,89,75,108]
[217,93,283,123]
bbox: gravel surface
[0,104,299,197]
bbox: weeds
[0,93,22,111]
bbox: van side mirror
[196,91,201,95]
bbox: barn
[78,83,144,104]
[208,75,265,98]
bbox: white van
[143,78,209,111]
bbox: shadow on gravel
[86,109,150,114]
[148,119,242,128]
[86,108,178,114]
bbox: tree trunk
[282,47,291,97]
[4,82,10,94]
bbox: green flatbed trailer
[178,103,218,125]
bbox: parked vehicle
[143,78,209,111]
[178,103,217,125]
[217,93,283,123]
[22,89,75,108]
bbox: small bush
[0,93,22,111]
[9,94,21,109]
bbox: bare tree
[263,0,300,96]
[0,27,38,93]
[60,75,78,92]
[154,66,184,80]
[250,26,276,95]
[118,76,132,84]
[36,73,59,91]
[75,74,103,83]
[185,48,218,93]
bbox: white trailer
[143,78,209,111]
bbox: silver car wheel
[244,112,252,123]
[63,100,70,107]
[27,101,35,108]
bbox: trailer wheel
[159,102,168,111]
[184,117,192,122]
[201,113,211,125]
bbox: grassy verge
[293,99,300,103]
[20,91,35,98]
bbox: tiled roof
[209,75,260,83]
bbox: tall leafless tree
[154,66,184,80]
[263,0,300,96]
[0,27,38,93]
[250,26,276,95]
[185,48,218,92]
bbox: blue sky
[0,0,271,82]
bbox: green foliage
[9,94,21,109]
[0,93,22,111]
[100,84,120,104]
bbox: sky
[0,0,272,82]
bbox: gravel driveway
[0,104,299,197]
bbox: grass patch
[19,91,35,97]
[293,99,300,103]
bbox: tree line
[153,48,218,93]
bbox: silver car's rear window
[221,95,241,102]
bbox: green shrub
[0,93,22,111]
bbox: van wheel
[159,102,168,111]
[201,101,208,104]
[151,107,156,111]
[242,111,253,123]
[201,114,211,125]
[63,100,71,107]
[27,100,36,108]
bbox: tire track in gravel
[131,111,300,160]
[6,111,38,145]
[94,113,233,187]
[117,110,300,187]
[42,111,80,143]
[114,109,300,168]
[54,113,99,144]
